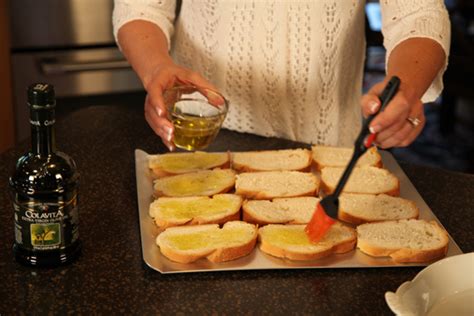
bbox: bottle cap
[28,83,56,109]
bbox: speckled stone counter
[1,103,473,315]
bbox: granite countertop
[0,103,473,314]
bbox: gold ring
[406,117,421,127]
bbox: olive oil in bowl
[171,109,225,151]
[166,87,229,151]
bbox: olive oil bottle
[9,83,81,267]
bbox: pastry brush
[305,76,400,243]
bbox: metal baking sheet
[134,149,463,274]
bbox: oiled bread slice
[356,219,449,263]
[149,194,243,228]
[258,223,356,261]
[243,197,320,225]
[149,151,230,177]
[338,193,419,225]
[156,221,258,263]
[153,169,236,197]
[312,145,382,171]
[235,171,319,199]
[232,149,312,172]
[321,166,400,196]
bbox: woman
[113,1,450,151]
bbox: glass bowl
[163,85,228,151]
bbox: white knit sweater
[113,0,450,146]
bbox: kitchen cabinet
[0,0,15,153]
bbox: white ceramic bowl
[385,252,474,316]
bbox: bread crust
[206,232,258,263]
[151,194,243,228]
[356,220,449,263]
[158,244,215,264]
[259,234,356,261]
[357,240,448,263]
[258,224,356,261]
[259,239,333,261]
[157,222,258,263]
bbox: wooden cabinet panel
[0,0,15,153]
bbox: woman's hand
[360,79,425,148]
[143,61,218,151]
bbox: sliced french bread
[243,197,320,225]
[321,166,400,196]
[149,194,243,228]
[312,145,382,171]
[156,221,258,263]
[153,169,236,197]
[258,223,356,261]
[338,193,419,225]
[356,219,449,263]
[232,148,312,172]
[149,151,230,177]
[235,171,319,199]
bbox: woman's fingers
[360,82,384,118]
[144,94,175,151]
[361,78,425,149]
[375,99,425,148]
[369,93,411,134]
[142,61,226,151]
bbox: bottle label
[13,195,79,251]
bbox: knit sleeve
[112,0,177,49]
[379,0,451,102]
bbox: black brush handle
[354,76,401,153]
[333,76,400,198]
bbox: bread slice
[149,151,230,177]
[243,197,320,225]
[156,221,258,263]
[312,145,382,171]
[338,193,419,225]
[321,166,400,196]
[235,171,319,199]
[232,149,312,172]
[149,194,243,228]
[258,223,356,261]
[153,169,236,197]
[356,219,449,263]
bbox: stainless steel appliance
[10,0,143,141]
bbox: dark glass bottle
[9,83,81,267]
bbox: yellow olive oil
[167,228,249,250]
[171,112,225,151]
[265,228,312,246]
[158,152,227,172]
[159,198,235,220]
